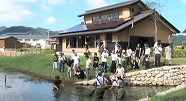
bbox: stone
[151,73,156,77]
[157,81,163,85]
[152,81,157,85]
[147,74,151,77]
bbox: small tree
[144,0,175,42]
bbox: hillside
[0,26,7,32]
[0,26,58,35]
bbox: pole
[5,73,6,85]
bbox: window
[110,12,119,20]
[70,37,77,48]
[33,39,38,41]
[78,36,85,48]
[25,39,30,41]
[101,14,109,21]
[86,35,100,48]
[66,37,70,48]
[18,39,22,41]
[92,16,101,23]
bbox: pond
[0,69,174,101]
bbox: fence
[0,51,41,56]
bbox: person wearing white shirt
[85,55,92,80]
[110,50,118,73]
[115,64,125,79]
[101,49,109,73]
[144,44,151,69]
[58,52,66,72]
[73,53,80,73]
[126,46,132,65]
[154,43,162,67]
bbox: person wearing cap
[108,74,125,99]
[93,71,105,99]
[101,49,109,73]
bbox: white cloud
[45,16,56,24]
[182,0,186,3]
[41,4,51,11]
[47,0,64,5]
[0,0,34,22]
[85,0,107,9]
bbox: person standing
[116,46,122,65]
[58,52,66,72]
[93,53,99,77]
[126,46,133,66]
[85,55,92,80]
[163,44,173,66]
[135,43,141,64]
[110,50,118,73]
[73,53,80,74]
[154,43,162,67]
[53,54,58,71]
[144,44,151,69]
[115,42,121,53]
[101,49,109,73]
[142,43,147,66]
[66,58,73,78]
[121,49,128,69]
[93,72,105,99]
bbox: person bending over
[53,76,64,92]
[75,67,85,80]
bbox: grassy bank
[150,87,186,101]
[0,54,186,82]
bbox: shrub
[40,49,55,54]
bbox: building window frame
[92,16,101,23]
[101,14,109,21]
[110,12,119,20]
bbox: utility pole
[47,30,50,39]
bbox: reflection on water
[0,70,174,101]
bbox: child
[53,76,64,92]
[97,63,104,77]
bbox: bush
[40,49,55,54]
[173,48,186,58]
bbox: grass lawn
[0,54,185,81]
[150,87,186,101]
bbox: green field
[0,54,185,81]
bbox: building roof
[183,29,186,33]
[0,36,17,39]
[52,11,180,38]
[0,34,48,39]
[52,12,152,37]
[78,0,141,17]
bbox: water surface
[0,70,173,101]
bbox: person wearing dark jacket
[75,67,85,80]
[130,58,139,69]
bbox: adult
[121,49,128,69]
[130,58,139,69]
[75,67,85,80]
[142,43,147,66]
[163,44,173,66]
[93,53,99,77]
[84,42,89,55]
[73,53,80,73]
[66,58,74,78]
[110,50,118,73]
[108,74,125,99]
[154,43,162,67]
[153,40,162,65]
[71,49,75,59]
[126,46,133,65]
[135,43,141,64]
[115,41,121,53]
[53,76,64,92]
[58,52,66,72]
[53,54,58,71]
[144,44,151,69]
[116,45,122,65]
[97,63,105,77]
[101,49,109,73]
[85,55,92,80]
[115,64,125,79]
[93,72,105,99]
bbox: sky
[0,0,186,33]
